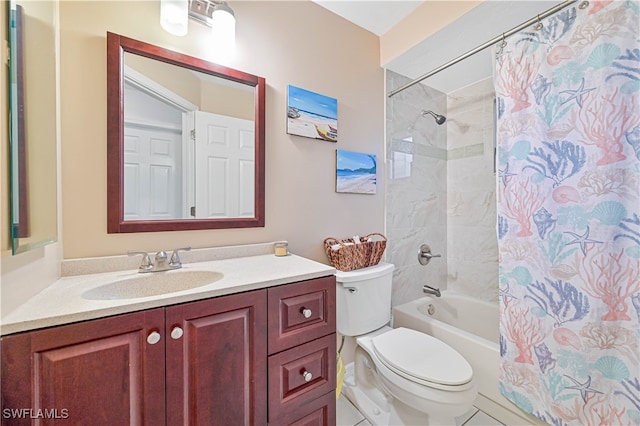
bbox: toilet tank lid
[335,262,394,282]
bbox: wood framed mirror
[107,32,265,233]
[9,1,58,254]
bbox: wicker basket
[323,233,387,272]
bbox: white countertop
[1,252,335,336]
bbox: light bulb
[160,0,188,36]
[211,4,236,52]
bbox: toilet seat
[371,327,473,391]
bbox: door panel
[1,309,165,426]
[194,111,254,218]
[165,290,267,425]
[124,125,182,220]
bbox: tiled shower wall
[385,71,448,307]
[446,77,499,302]
[386,71,498,306]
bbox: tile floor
[337,395,505,426]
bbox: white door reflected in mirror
[192,111,254,219]
[122,53,255,221]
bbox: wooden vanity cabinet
[1,290,266,425]
[1,276,336,426]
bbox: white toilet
[336,262,477,426]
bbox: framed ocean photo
[336,150,376,194]
[287,85,338,142]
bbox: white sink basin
[82,270,224,300]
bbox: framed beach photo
[287,85,338,142]
[336,150,377,194]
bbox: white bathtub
[392,294,541,425]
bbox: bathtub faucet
[422,284,441,297]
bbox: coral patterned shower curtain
[495,1,640,425]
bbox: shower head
[422,110,447,125]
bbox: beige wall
[60,1,384,261]
[0,0,483,315]
[125,53,254,119]
[380,0,482,66]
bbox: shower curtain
[495,1,640,425]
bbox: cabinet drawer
[268,390,336,426]
[268,276,336,354]
[268,334,336,422]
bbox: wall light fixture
[160,0,236,46]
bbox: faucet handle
[418,244,442,265]
[128,250,152,272]
[170,247,191,267]
[155,251,169,263]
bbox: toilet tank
[335,262,394,336]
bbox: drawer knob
[147,331,161,345]
[301,308,312,318]
[302,370,313,382]
[170,327,184,340]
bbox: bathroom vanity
[1,246,336,425]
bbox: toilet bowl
[336,263,477,425]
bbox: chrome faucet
[422,284,441,297]
[129,247,191,273]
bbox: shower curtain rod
[387,0,579,97]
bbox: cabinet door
[1,309,165,426]
[165,289,267,425]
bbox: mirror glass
[107,33,265,233]
[8,1,58,254]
